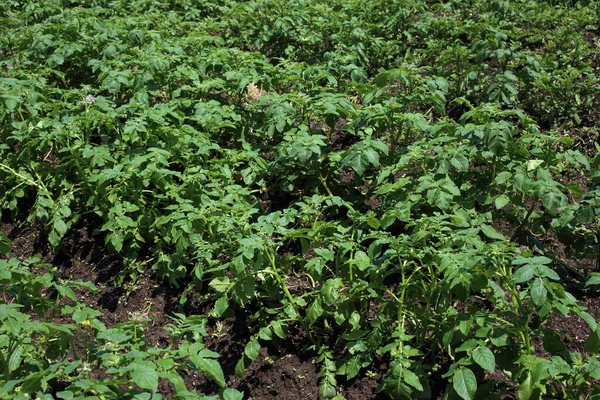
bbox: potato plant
[1,0,600,399]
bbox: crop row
[2,0,600,399]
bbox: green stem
[390,119,403,158]
[319,175,333,197]
[293,271,316,288]
[519,197,539,230]
[595,228,600,270]
[348,232,356,283]
[514,294,532,355]
[17,107,25,122]
[348,251,354,284]
[397,261,408,326]
[486,156,497,200]
[267,250,315,344]
[568,382,576,399]
[504,265,532,356]
[0,163,48,193]
[0,348,10,382]
[70,340,80,361]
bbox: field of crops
[2,0,600,398]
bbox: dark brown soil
[3,219,375,398]
[241,350,319,400]
[3,214,600,399]
[547,297,600,353]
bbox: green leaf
[495,194,510,209]
[343,140,387,176]
[348,152,372,176]
[245,339,260,360]
[495,171,512,185]
[542,191,567,212]
[518,373,533,400]
[459,318,473,336]
[526,160,544,172]
[131,361,158,392]
[271,320,287,338]
[8,345,23,373]
[235,357,247,378]
[109,232,124,252]
[363,147,380,167]
[351,68,367,84]
[344,356,361,379]
[481,224,504,241]
[453,367,477,400]
[403,369,423,391]
[55,285,77,301]
[191,356,226,387]
[97,328,131,343]
[212,297,229,317]
[472,346,495,372]
[3,95,19,111]
[54,219,68,236]
[306,298,323,326]
[353,251,370,271]
[222,388,244,400]
[209,277,231,293]
[536,265,560,281]
[489,328,510,346]
[441,177,461,196]
[322,278,342,305]
[231,276,255,305]
[586,274,600,287]
[530,278,547,307]
[577,311,597,331]
[542,329,567,355]
[319,379,337,399]
[512,256,552,266]
[456,339,479,353]
[513,265,535,283]
[484,126,509,156]
[258,327,273,341]
[0,236,11,255]
[198,349,220,359]
[451,154,469,172]
[56,391,74,400]
[586,329,600,354]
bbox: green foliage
[0,257,237,398]
[1,0,600,398]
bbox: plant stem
[319,175,333,197]
[595,229,600,270]
[519,197,539,230]
[398,261,408,326]
[505,268,532,356]
[267,250,315,344]
[348,232,355,283]
[390,119,403,158]
[0,163,48,193]
[0,348,10,382]
[486,156,497,200]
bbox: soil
[1,218,383,399]
[240,350,319,400]
[3,204,600,399]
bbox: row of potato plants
[1,0,600,398]
[0,246,243,399]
